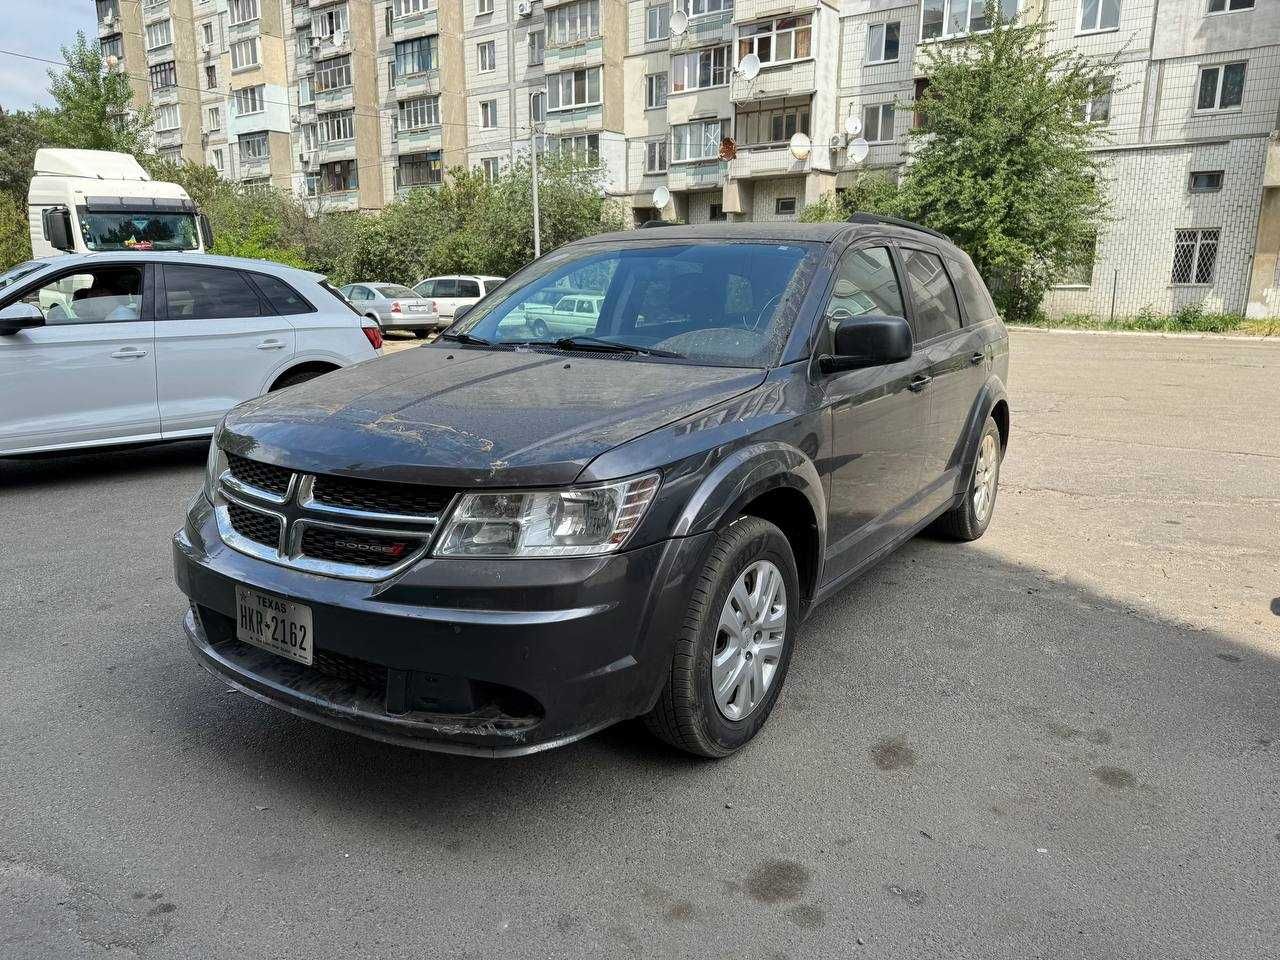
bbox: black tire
[934,414,1002,541]
[530,317,550,339]
[413,329,431,339]
[270,368,328,391]
[643,516,800,758]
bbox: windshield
[376,284,419,299]
[456,240,819,367]
[79,211,199,252]
[0,261,45,291]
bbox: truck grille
[214,454,447,581]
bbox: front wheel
[643,516,799,757]
[934,414,1002,541]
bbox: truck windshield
[79,211,199,252]
[455,240,820,368]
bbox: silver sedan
[339,283,439,337]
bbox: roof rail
[638,220,672,229]
[846,212,950,242]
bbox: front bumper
[174,495,710,757]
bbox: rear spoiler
[83,196,198,213]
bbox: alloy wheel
[711,560,787,721]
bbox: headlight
[434,473,661,558]
[203,439,227,503]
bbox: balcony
[314,31,352,60]
[391,68,442,97]
[388,8,438,42]
[666,89,731,126]
[732,0,817,24]
[145,43,175,67]
[314,85,355,113]
[150,83,180,106]
[730,59,816,102]
[544,103,603,135]
[668,159,727,191]
[727,143,809,179]
[683,11,733,47]
[153,126,184,150]
[237,154,272,179]
[395,126,443,154]
[314,188,359,212]
[544,36,603,74]
[142,1,170,24]
[97,14,122,38]
[317,139,356,163]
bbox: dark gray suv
[173,217,1009,758]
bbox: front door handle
[970,351,985,365]
[908,375,933,393]
[110,347,148,359]
[256,338,286,351]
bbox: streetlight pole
[530,126,542,260]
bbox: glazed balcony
[730,58,816,102]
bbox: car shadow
[0,439,209,490]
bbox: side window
[250,274,314,315]
[416,280,435,297]
[435,278,459,297]
[162,265,262,320]
[577,299,594,314]
[899,248,962,342]
[824,246,905,339]
[947,257,994,324]
[458,279,481,298]
[20,266,144,325]
[347,286,368,301]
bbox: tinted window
[825,246,905,332]
[457,279,481,298]
[900,248,961,341]
[251,274,314,315]
[21,267,143,325]
[163,265,261,320]
[947,257,993,324]
[434,278,459,297]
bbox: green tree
[41,32,151,154]
[0,192,31,271]
[0,108,46,201]
[893,9,1114,321]
[800,171,902,223]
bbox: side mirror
[819,313,913,374]
[452,303,472,321]
[0,302,45,336]
[198,213,214,250]
[42,206,74,252]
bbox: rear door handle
[970,351,985,365]
[110,347,148,359]
[256,338,286,351]
[908,375,933,393]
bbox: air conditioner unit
[516,0,533,16]
[310,35,322,49]
[828,134,843,150]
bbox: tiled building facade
[96,0,1279,316]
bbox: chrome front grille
[213,455,451,581]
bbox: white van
[27,148,212,260]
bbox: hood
[221,345,765,487]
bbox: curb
[1007,325,1279,344]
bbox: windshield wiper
[439,332,492,346]
[511,335,682,359]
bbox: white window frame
[202,22,215,46]
[212,148,224,171]
[318,109,355,143]
[682,0,731,17]
[238,131,269,162]
[314,55,352,92]
[481,157,500,181]
[398,94,440,131]
[479,99,499,128]
[228,0,259,26]
[230,37,259,70]
[298,76,313,106]
[645,139,668,173]
[549,0,601,46]
[478,40,496,72]
[394,0,430,15]
[671,45,728,92]
[736,15,812,68]
[528,29,545,65]
[205,105,221,131]
[645,72,668,109]
[670,118,727,163]
[919,0,1019,42]
[556,133,600,164]
[477,0,493,15]
[1206,0,1253,13]
[311,4,349,39]
[1077,0,1120,34]
[1083,77,1112,123]
[1171,228,1220,285]
[530,90,546,122]
[862,103,895,143]
[546,67,602,111]
[865,21,900,64]
[145,19,173,51]
[233,85,265,116]
[1194,61,1246,112]
[646,2,671,42]
[155,103,180,132]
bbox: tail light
[362,324,383,350]
[390,300,402,313]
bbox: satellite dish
[669,9,688,36]
[737,53,760,82]
[652,185,671,210]
[846,138,870,164]
[789,132,812,161]
[844,114,863,137]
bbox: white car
[0,253,382,456]
[338,282,438,337]
[412,274,504,326]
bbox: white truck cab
[27,148,212,260]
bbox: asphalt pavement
[2,329,1278,959]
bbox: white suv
[0,253,382,456]
[412,274,504,327]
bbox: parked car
[0,253,382,457]
[175,218,1009,759]
[522,292,604,338]
[412,275,503,326]
[338,282,438,338]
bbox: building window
[1196,62,1246,111]
[737,98,809,146]
[311,4,349,38]
[530,90,546,122]
[549,0,601,45]
[398,95,441,130]
[646,2,671,42]
[1171,228,1220,284]
[314,55,352,91]
[556,133,600,163]
[683,0,732,15]
[319,109,355,143]
[301,122,318,152]
[866,22,900,64]
[478,0,494,14]
[645,139,668,173]
[100,34,123,62]
[671,119,727,162]
[96,0,119,22]
[480,99,499,128]
[481,157,500,181]
[238,132,269,162]
[546,67,602,110]
[394,35,438,78]
[229,0,259,26]
[920,0,1018,41]
[394,0,430,16]
[1083,77,1112,122]
[528,29,545,65]
[645,72,668,109]
[233,85,265,115]
[478,40,496,72]
[303,172,318,197]
[1057,234,1096,286]
[145,19,173,51]
[149,61,177,91]
[398,150,443,187]
[1189,170,1224,193]
[1207,0,1253,11]
[205,64,217,89]
[709,202,726,221]
[298,76,313,105]
[206,106,220,130]
[775,197,797,216]
[212,148,224,170]
[737,15,811,67]
[862,103,895,143]
[671,46,728,92]
[230,37,259,70]
[202,22,215,46]
[321,159,358,191]
[155,104,180,131]
[1078,0,1120,32]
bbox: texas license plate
[235,585,314,666]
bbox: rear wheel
[934,414,1002,541]
[413,329,431,339]
[643,516,799,757]
[271,368,330,391]
[529,317,550,339]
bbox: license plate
[408,304,428,313]
[235,585,314,666]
